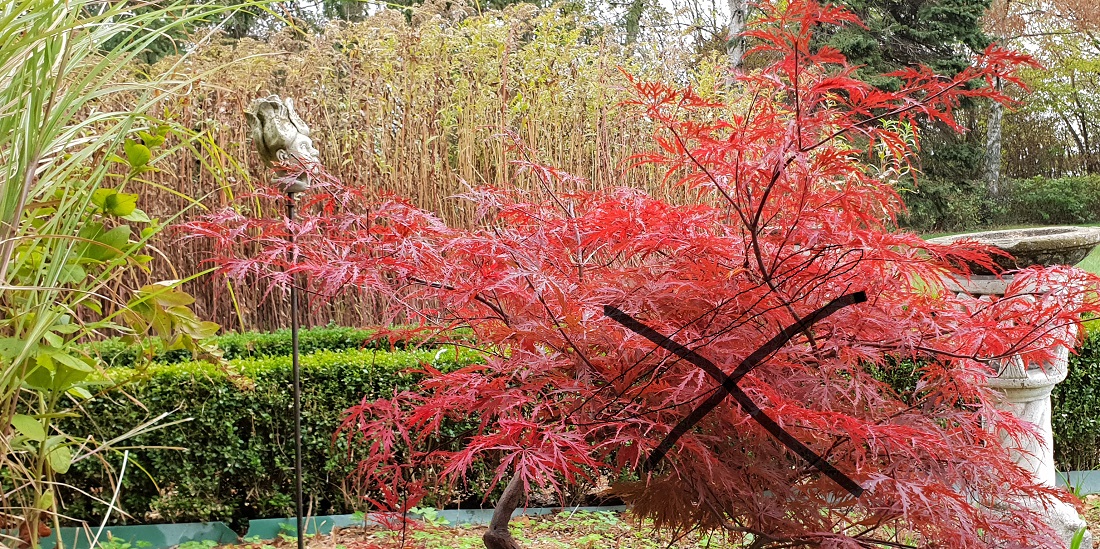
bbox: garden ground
[170,502,1100,549]
[228,510,775,549]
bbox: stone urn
[926,226,1100,548]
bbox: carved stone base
[1016,495,1090,548]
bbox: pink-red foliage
[183,1,1096,546]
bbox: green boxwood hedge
[1053,325,1100,472]
[61,323,1100,531]
[60,347,486,531]
[867,326,1100,473]
[870,323,1100,472]
[87,325,472,368]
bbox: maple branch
[407,276,511,326]
[528,276,598,373]
[660,110,816,352]
[663,119,742,213]
[569,289,790,426]
[800,75,975,154]
[605,291,868,496]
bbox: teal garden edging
[41,505,628,549]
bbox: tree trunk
[985,77,1004,196]
[1067,70,1095,174]
[482,473,525,549]
[624,0,645,46]
[727,0,747,71]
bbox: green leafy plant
[94,535,138,549]
[1070,526,1087,549]
[0,1,274,546]
[239,535,276,549]
[93,535,151,549]
[1057,471,1094,499]
[177,540,218,549]
[410,507,451,527]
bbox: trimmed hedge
[871,324,1100,472]
[1053,324,1100,472]
[60,347,486,531]
[870,330,1100,473]
[61,322,1100,531]
[1004,176,1100,226]
[87,325,473,368]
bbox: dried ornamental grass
[113,4,731,331]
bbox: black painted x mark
[604,291,867,498]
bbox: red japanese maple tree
[184,1,1100,547]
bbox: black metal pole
[287,194,305,549]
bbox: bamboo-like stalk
[106,4,727,331]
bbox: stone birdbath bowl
[926,226,1100,294]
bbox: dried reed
[125,4,728,331]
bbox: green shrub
[871,329,1100,472]
[868,357,923,403]
[1053,324,1100,471]
[898,175,1100,233]
[63,324,1100,531]
[59,347,486,530]
[87,325,473,368]
[1001,176,1100,226]
[896,177,999,233]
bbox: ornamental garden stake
[246,95,319,549]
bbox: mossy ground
[233,511,726,549]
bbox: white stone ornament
[928,226,1100,548]
[245,95,319,194]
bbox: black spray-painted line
[604,291,867,497]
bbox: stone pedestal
[948,274,1089,548]
[927,227,1100,548]
[987,351,1066,488]
[988,345,1088,548]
